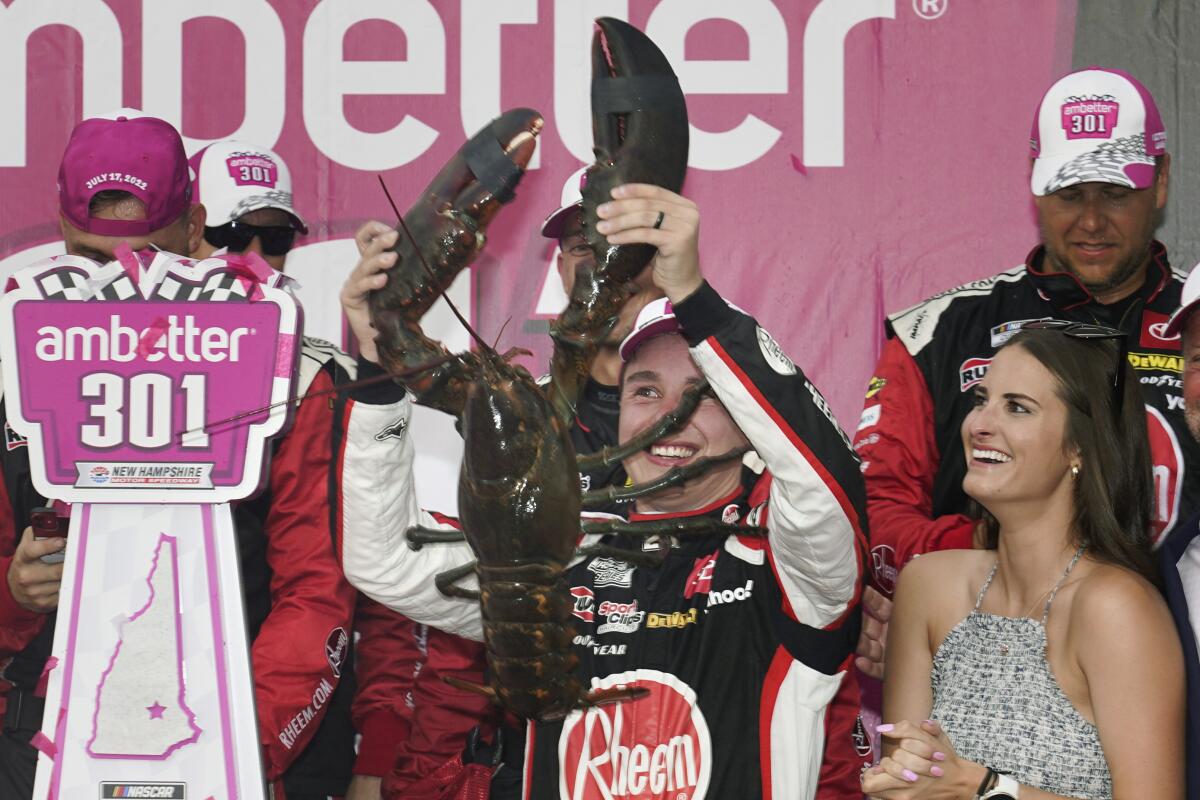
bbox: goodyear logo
[1127,352,1183,373]
[646,608,699,629]
[865,376,887,399]
[101,784,185,799]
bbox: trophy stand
[1,250,299,800]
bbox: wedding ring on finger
[652,210,665,229]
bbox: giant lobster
[368,18,749,722]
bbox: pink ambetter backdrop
[0,0,1077,509]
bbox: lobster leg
[581,685,651,708]
[406,525,467,550]
[442,675,498,702]
[581,518,767,540]
[574,378,710,472]
[582,446,750,508]
[435,562,481,600]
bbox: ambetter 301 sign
[0,250,296,503]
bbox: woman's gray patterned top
[930,548,1113,799]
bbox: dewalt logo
[646,608,699,629]
[1127,352,1183,373]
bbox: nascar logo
[100,784,185,799]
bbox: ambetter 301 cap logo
[559,669,711,800]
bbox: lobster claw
[582,16,689,281]
[368,108,543,416]
[544,18,690,426]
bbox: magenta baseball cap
[619,298,680,362]
[190,140,307,233]
[540,167,588,238]
[1029,67,1166,196]
[58,114,192,236]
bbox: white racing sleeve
[340,395,483,641]
[676,283,866,629]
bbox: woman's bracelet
[974,767,998,798]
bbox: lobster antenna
[176,353,460,441]
[376,175,494,357]
[493,316,513,350]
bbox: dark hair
[972,328,1157,582]
[88,189,138,216]
[87,190,189,230]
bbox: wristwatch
[979,772,1019,799]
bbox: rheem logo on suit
[560,669,711,800]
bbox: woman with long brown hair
[862,325,1184,799]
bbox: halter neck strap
[1040,546,1086,624]
[972,562,1000,613]
[972,545,1087,622]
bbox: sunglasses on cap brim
[1018,319,1128,416]
[204,220,297,256]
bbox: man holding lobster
[339,181,867,799]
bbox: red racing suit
[340,282,868,800]
[854,243,1198,595]
[347,594,425,778]
[0,337,358,798]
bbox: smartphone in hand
[30,506,68,564]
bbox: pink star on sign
[147,701,166,720]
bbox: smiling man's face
[1034,161,1168,302]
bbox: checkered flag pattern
[149,269,250,302]
[1044,133,1154,194]
[92,275,139,301]
[197,271,250,302]
[35,267,92,300]
[152,276,203,302]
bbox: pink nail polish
[902,769,918,782]
[875,723,894,733]
[931,766,944,777]
[932,751,946,762]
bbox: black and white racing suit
[340,283,867,800]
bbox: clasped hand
[862,719,974,800]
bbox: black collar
[1025,240,1171,312]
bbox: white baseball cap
[1029,67,1166,197]
[189,140,307,233]
[540,167,588,238]
[1166,264,1200,338]
[619,298,680,362]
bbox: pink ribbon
[221,251,274,302]
[137,317,171,359]
[275,334,296,378]
[30,730,57,758]
[34,656,59,697]
[112,243,142,284]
